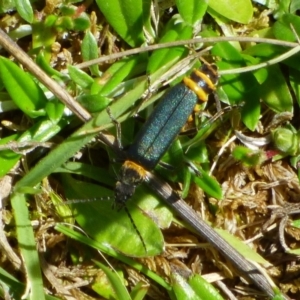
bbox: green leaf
[290,0,300,14]
[142,0,154,41]
[243,43,285,59]
[73,13,90,31]
[45,100,65,122]
[172,273,201,300]
[55,162,115,186]
[32,15,58,62]
[289,60,300,106]
[212,40,243,62]
[11,192,45,300]
[260,65,293,113]
[276,0,290,18]
[242,54,269,84]
[147,17,193,73]
[0,119,66,177]
[208,0,253,24]
[93,261,132,300]
[175,0,208,26]
[232,146,264,166]
[15,0,33,23]
[61,175,164,257]
[77,94,110,113]
[181,166,192,199]
[95,0,145,47]
[67,65,94,89]
[272,127,299,156]
[213,44,259,98]
[272,291,291,300]
[241,89,261,131]
[81,31,100,76]
[130,282,149,300]
[55,16,73,31]
[0,57,47,118]
[36,52,66,80]
[273,13,300,42]
[99,56,147,96]
[215,228,271,265]
[0,267,25,299]
[212,43,261,129]
[188,274,224,300]
[293,219,300,228]
[56,225,171,291]
[0,0,15,13]
[193,170,223,200]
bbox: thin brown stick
[75,36,299,69]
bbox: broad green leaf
[175,0,208,26]
[214,41,250,94]
[219,62,260,130]
[275,0,289,18]
[217,60,255,103]
[243,43,285,59]
[212,41,244,63]
[273,13,300,42]
[54,162,115,186]
[212,42,261,129]
[147,17,193,73]
[61,175,164,257]
[208,0,253,24]
[281,52,300,72]
[290,0,300,14]
[241,87,261,131]
[260,65,293,113]
[272,126,299,156]
[0,57,47,118]
[241,54,268,84]
[92,270,122,300]
[95,0,145,47]
[15,0,33,23]
[55,162,173,229]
